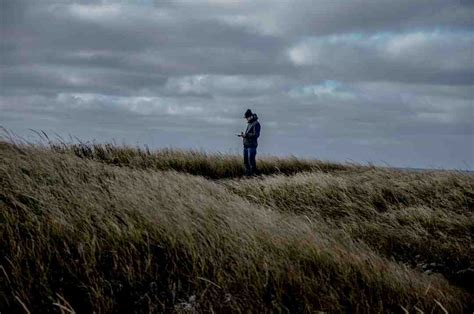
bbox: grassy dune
[0,141,473,313]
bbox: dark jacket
[243,114,261,148]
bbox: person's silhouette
[238,109,261,176]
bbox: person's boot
[252,168,259,176]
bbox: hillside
[1,141,473,313]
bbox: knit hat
[244,109,253,118]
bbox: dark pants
[243,147,257,176]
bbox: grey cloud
[287,32,474,85]
[1,0,473,169]
[163,75,289,98]
[264,0,474,36]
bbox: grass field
[1,140,473,313]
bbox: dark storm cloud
[1,0,473,169]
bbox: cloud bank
[1,0,473,169]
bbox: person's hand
[240,132,245,138]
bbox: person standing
[238,109,261,176]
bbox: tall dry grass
[0,141,472,312]
[1,128,355,178]
[221,170,474,286]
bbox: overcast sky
[1,0,473,169]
